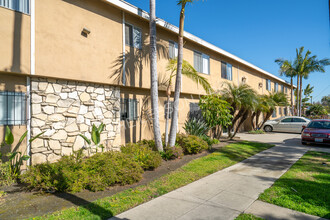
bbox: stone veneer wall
[30,78,121,164]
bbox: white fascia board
[103,0,294,88]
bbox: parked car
[263,116,311,133]
[301,119,330,145]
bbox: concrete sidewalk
[110,137,313,220]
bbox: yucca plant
[183,117,209,137]
[0,126,44,178]
[79,123,105,155]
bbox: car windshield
[307,121,330,129]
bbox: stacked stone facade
[30,78,121,164]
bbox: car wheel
[264,125,273,132]
[301,141,307,145]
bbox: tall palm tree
[168,0,194,147]
[221,83,257,139]
[149,0,163,151]
[275,59,296,115]
[164,59,213,145]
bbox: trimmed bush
[176,134,208,154]
[161,145,184,161]
[21,151,143,192]
[121,143,162,170]
[201,135,220,146]
[137,139,157,151]
[0,161,14,187]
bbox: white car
[263,116,311,133]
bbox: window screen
[125,24,142,49]
[169,41,178,59]
[0,0,30,14]
[274,82,278,92]
[164,101,174,119]
[221,62,232,80]
[266,79,271,91]
[120,98,138,121]
[0,91,26,125]
[189,103,202,119]
[272,108,277,118]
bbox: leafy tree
[221,83,257,139]
[199,94,233,139]
[306,104,328,116]
[302,84,314,112]
[321,95,330,112]
[149,0,163,151]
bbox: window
[164,101,174,119]
[194,51,210,74]
[272,108,277,118]
[292,118,306,123]
[285,87,288,93]
[0,0,30,14]
[221,62,232,80]
[281,118,292,123]
[169,41,178,59]
[189,103,202,119]
[125,24,142,49]
[266,79,271,91]
[274,82,278,92]
[120,98,138,121]
[284,107,288,116]
[281,85,284,92]
[0,91,26,125]
[279,107,282,115]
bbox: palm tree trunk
[256,111,261,129]
[296,75,300,116]
[299,75,303,116]
[251,112,256,130]
[149,0,163,151]
[164,92,170,146]
[231,110,249,139]
[168,3,185,147]
[290,77,293,115]
[259,110,273,129]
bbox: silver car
[263,116,311,133]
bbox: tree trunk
[149,0,163,151]
[299,75,303,116]
[228,108,244,138]
[251,112,256,130]
[256,111,261,129]
[231,110,249,139]
[164,91,171,146]
[168,3,185,147]
[296,75,300,116]
[259,110,273,129]
[290,77,293,116]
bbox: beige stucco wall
[0,7,30,74]
[0,73,27,166]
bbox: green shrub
[201,135,220,146]
[248,130,265,134]
[137,139,157,151]
[176,134,208,154]
[121,143,162,170]
[0,161,14,187]
[161,145,184,160]
[183,117,209,137]
[21,151,143,192]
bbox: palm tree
[164,59,213,145]
[221,83,257,139]
[275,59,296,115]
[168,0,194,147]
[149,0,163,151]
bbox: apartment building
[0,0,293,165]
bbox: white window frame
[125,23,142,49]
[168,40,178,59]
[194,51,210,75]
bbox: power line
[313,84,330,99]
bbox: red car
[301,119,330,145]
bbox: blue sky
[125,0,330,102]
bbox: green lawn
[30,141,273,220]
[235,213,264,220]
[259,151,330,219]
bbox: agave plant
[183,117,209,137]
[0,126,44,178]
[79,123,105,154]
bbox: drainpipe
[122,11,126,86]
[27,0,36,166]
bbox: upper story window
[0,91,26,125]
[281,85,284,92]
[125,24,142,49]
[169,41,178,59]
[221,62,232,81]
[266,79,271,91]
[285,87,288,93]
[274,82,278,92]
[0,0,30,14]
[194,51,210,75]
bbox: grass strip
[235,213,264,220]
[30,141,273,220]
[259,151,330,219]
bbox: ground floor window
[279,107,282,115]
[0,91,26,125]
[272,108,277,118]
[284,107,288,116]
[189,103,202,119]
[120,98,138,121]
